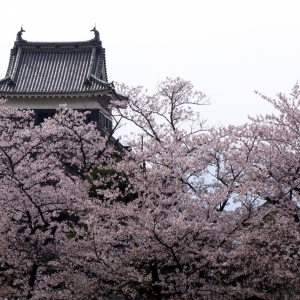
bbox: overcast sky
[1,0,300,129]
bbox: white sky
[1,0,300,129]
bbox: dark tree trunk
[151,258,162,300]
[27,263,38,299]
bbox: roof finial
[16,25,27,43]
[90,25,100,41]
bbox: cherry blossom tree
[1,78,300,299]
[88,79,300,299]
[0,103,117,299]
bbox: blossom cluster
[1,79,300,299]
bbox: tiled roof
[0,38,123,98]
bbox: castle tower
[0,27,125,132]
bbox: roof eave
[0,90,113,98]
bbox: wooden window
[35,110,56,125]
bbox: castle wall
[3,95,111,115]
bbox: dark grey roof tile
[0,39,115,95]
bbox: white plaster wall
[4,96,111,114]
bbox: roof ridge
[16,40,102,46]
